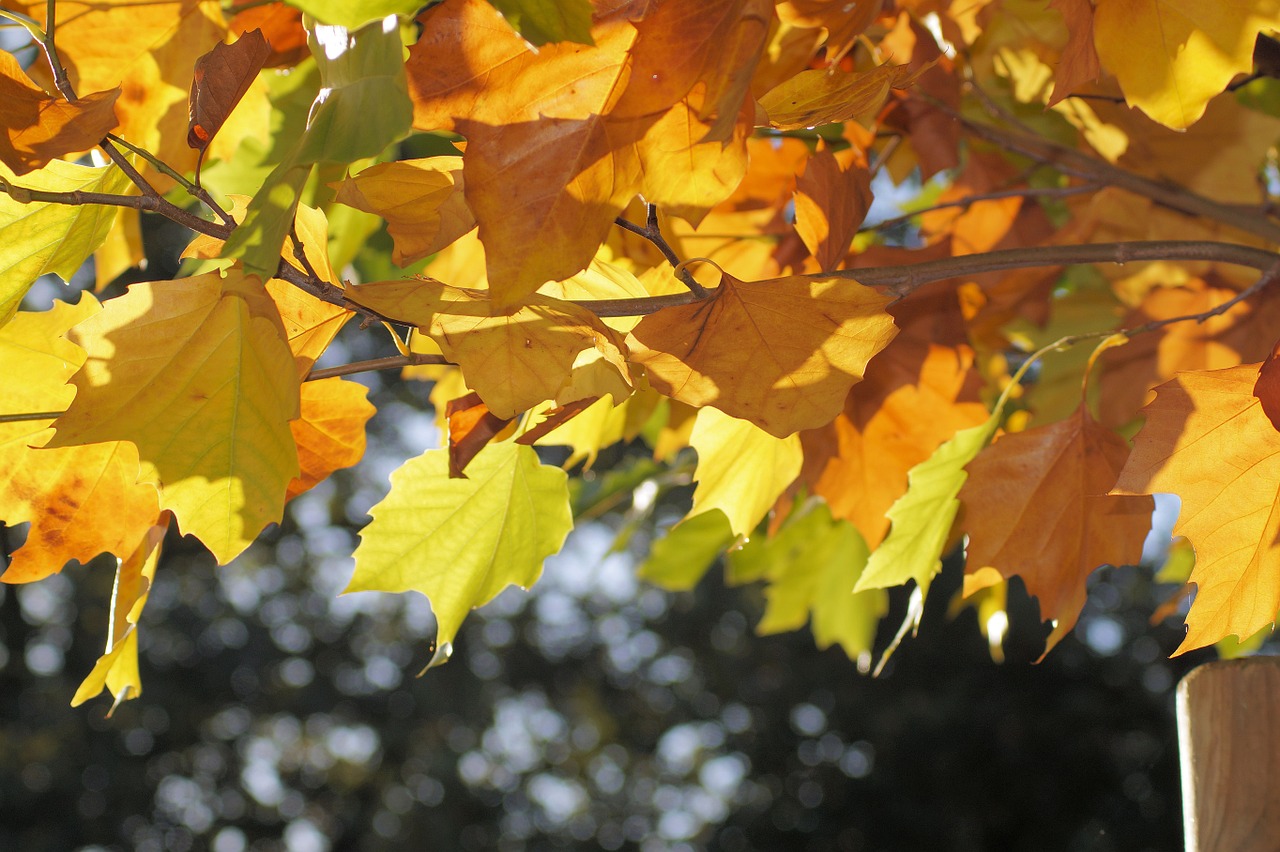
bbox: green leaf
[853,413,1001,596]
[223,16,412,277]
[638,510,735,591]
[0,160,131,325]
[487,0,594,46]
[729,500,887,664]
[283,0,424,29]
[347,443,573,666]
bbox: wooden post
[1178,657,1280,851]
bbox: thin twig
[615,204,710,298]
[288,223,321,281]
[868,134,901,179]
[862,183,1103,234]
[306,354,453,381]
[0,410,65,424]
[106,133,233,226]
[0,175,229,237]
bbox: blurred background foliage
[0,184,1227,852]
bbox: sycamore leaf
[228,1,309,67]
[1114,365,1280,653]
[347,279,628,418]
[776,0,884,66]
[71,521,166,713]
[287,378,375,500]
[265,278,352,376]
[0,297,161,584]
[10,0,227,185]
[1093,0,1280,130]
[446,391,515,478]
[487,0,594,46]
[793,149,873,272]
[331,158,475,266]
[347,443,572,664]
[637,510,737,591]
[0,51,119,176]
[627,270,898,437]
[1255,338,1280,431]
[728,499,887,664]
[281,0,423,29]
[188,29,271,159]
[758,63,922,130]
[1047,0,1101,106]
[223,15,412,277]
[406,0,758,304]
[854,413,1001,595]
[688,407,804,536]
[959,404,1154,655]
[48,271,301,565]
[0,159,133,325]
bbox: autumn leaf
[1114,365,1280,653]
[1254,338,1280,431]
[687,407,803,536]
[487,0,594,46]
[228,1,309,67]
[627,269,898,437]
[287,378,375,500]
[446,391,515,478]
[1093,0,1280,129]
[793,148,873,272]
[347,442,572,666]
[727,499,887,664]
[0,297,161,584]
[280,0,424,29]
[347,278,628,418]
[188,29,271,171]
[959,404,1154,655]
[0,158,133,325]
[331,158,475,267]
[776,0,884,67]
[638,510,736,591]
[0,50,119,176]
[1046,0,1101,106]
[47,271,301,565]
[758,63,922,130]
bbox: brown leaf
[960,404,1154,656]
[1254,337,1280,432]
[446,392,515,478]
[627,269,898,437]
[0,51,119,176]
[188,29,270,162]
[793,148,873,272]
[1047,0,1101,106]
[229,1,308,68]
[776,0,884,67]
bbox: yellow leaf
[688,407,803,536]
[288,378,375,500]
[1093,0,1280,129]
[0,297,161,583]
[331,157,475,266]
[48,271,301,564]
[758,63,922,130]
[627,270,898,437]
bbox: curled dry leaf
[0,51,119,176]
[188,28,271,172]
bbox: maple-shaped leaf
[1094,0,1280,129]
[728,499,888,664]
[854,412,1001,595]
[71,521,166,713]
[801,293,988,548]
[347,442,572,667]
[0,297,161,584]
[10,0,227,186]
[287,378,374,500]
[47,271,301,565]
[0,158,133,325]
[223,15,412,277]
[347,278,628,418]
[688,407,804,537]
[638,510,736,591]
[959,404,1154,655]
[793,149,872,272]
[187,29,271,171]
[0,51,119,176]
[758,63,921,130]
[487,0,594,46]
[1114,365,1280,653]
[405,0,762,303]
[627,270,898,437]
[331,158,475,267]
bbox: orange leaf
[287,378,375,500]
[960,404,1154,656]
[793,149,872,272]
[188,29,270,163]
[446,391,515,478]
[0,51,119,176]
[1047,0,1101,106]
[228,1,308,68]
[627,270,898,437]
[1114,366,1280,653]
[1254,338,1280,432]
[776,0,884,67]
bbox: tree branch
[861,183,1103,234]
[615,204,710,298]
[306,353,453,381]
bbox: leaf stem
[614,204,710,298]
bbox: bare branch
[306,353,453,381]
[614,205,710,298]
